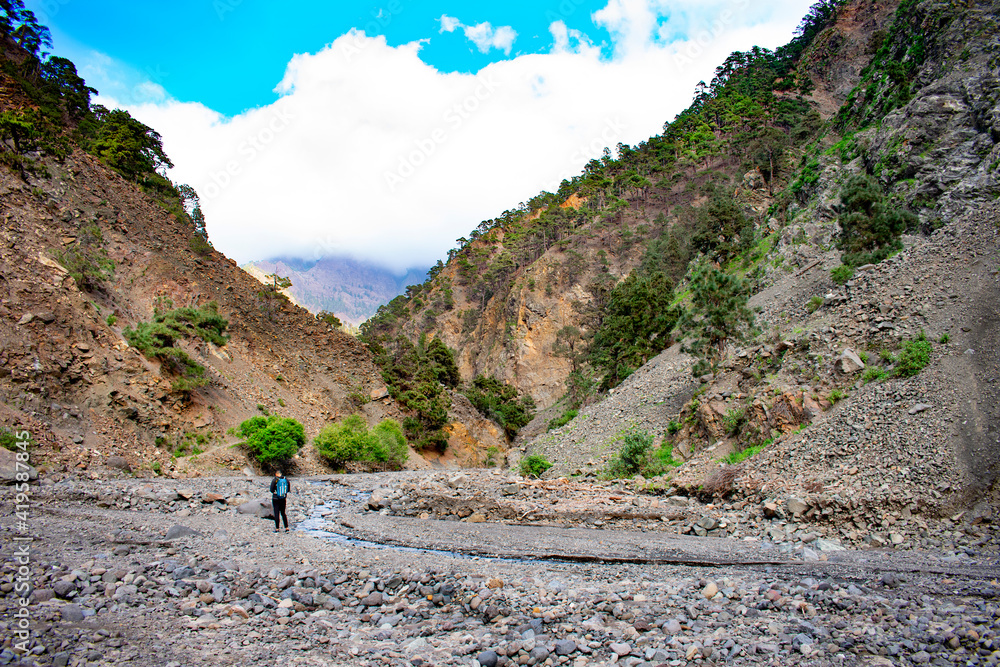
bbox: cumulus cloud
[95,0,815,273]
[438,14,461,33]
[438,14,518,55]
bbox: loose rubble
[2,472,998,667]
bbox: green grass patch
[547,409,578,431]
[721,438,773,465]
[862,366,888,383]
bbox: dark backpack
[275,477,289,498]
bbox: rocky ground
[2,471,999,667]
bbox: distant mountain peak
[242,255,429,325]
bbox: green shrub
[836,174,918,267]
[602,431,649,479]
[189,234,212,256]
[56,223,115,291]
[667,420,682,435]
[124,303,228,394]
[150,461,162,475]
[314,415,408,469]
[106,313,117,327]
[862,366,888,383]
[829,388,846,403]
[721,407,746,437]
[165,430,215,457]
[547,409,577,431]
[0,429,17,452]
[484,445,500,467]
[236,415,305,465]
[806,296,823,313]
[895,332,931,377]
[938,333,950,344]
[465,375,536,438]
[520,454,552,478]
[317,311,342,327]
[831,265,854,284]
[647,442,682,474]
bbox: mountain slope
[361,0,1000,519]
[0,146,416,474]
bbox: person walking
[270,470,290,532]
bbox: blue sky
[31,0,621,115]
[27,0,817,272]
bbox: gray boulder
[837,348,865,374]
[165,525,202,540]
[237,498,274,519]
[105,456,131,472]
[786,497,809,517]
[0,447,37,484]
[60,604,84,622]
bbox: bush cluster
[366,335,458,451]
[314,416,408,469]
[894,331,931,377]
[836,174,918,267]
[465,375,536,438]
[519,454,552,478]
[124,303,228,393]
[235,415,305,466]
[601,430,680,479]
[546,409,577,431]
[56,223,115,291]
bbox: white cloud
[438,14,461,33]
[91,0,816,273]
[438,15,518,55]
[464,22,518,55]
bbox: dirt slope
[0,148,409,476]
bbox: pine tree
[836,174,917,266]
[680,260,756,377]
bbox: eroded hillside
[361,0,1000,519]
[0,146,417,475]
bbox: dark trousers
[272,497,288,529]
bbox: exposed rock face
[432,393,507,468]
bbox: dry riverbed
[2,471,999,667]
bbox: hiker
[270,470,290,532]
